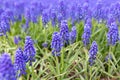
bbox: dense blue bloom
[24,36,36,65]
[102,7,109,21]
[109,2,120,21]
[29,4,38,23]
[0,9,4,16]
[69,26,77,44]
[14,2,25,21]
[30,1,43,16]
[82,1,89,19]
[4,9,14,22]
[42,10,49,26]
[89,41,98,66]
[0,53,16,80]
[57,13,63,27]
[51,32,63,56]
[82,20,91,46]
[0,13,10,36]
[58,0,67,19]
[85,18,92,28]
[76,3,83,22]
[60,20,69,44]
[14,36,21,45]
[107,14,115,28]
[93,0,104,22]
[69,4,77,25]
[50,9,57,26]
[14,48,26,77]
[107,22,119,45]
[24,7,31,28]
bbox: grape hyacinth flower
[51,32,63,56]
[57,13,63,27]
[31,1,43,17]
[42,10,49,26]
[85,18,92,28]
[60,20,69,44]
[107,22,119,45]
[82,21,91,46]
[58,0,66,19]
[50,9,57,26]
[89,41,98,66]
[4,9,14,22]
[69,4,76,26]
[109,2,120,21]
[0,9,3,15]
[24,7,31,28]
[14,48,26,77]
[93,0,104,22]
[107,14,115,28]
[0,14,10,36]
[76,3,83,22]
[69,26,77,44]
[24,36,36,65]
[14,36,21,45]
[82,1,89,19]
[30,4,38,23]
[0,53,16,80]
[14,2,25,21]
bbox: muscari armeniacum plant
[42,10,49,27]
[58,0,67,19]
[14,47,26,77]
[107,22,119,45]
[89,41,98,66]
[69,26,77,44]
[60,20,69,45]
[23,36,36,65]
[51,32,63,56]
[50,9,57,27]
[0,53,16,80]
[82,18,92,46]
[0,12,10,36]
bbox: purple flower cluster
[51,32,63,56]
[58,0,66,19]
[14,36,21,45]
[69,26,77,44]
[42,10,49,26]
[0,12,10,36]
[0,53,16,80]
[93,0,104,22]
[107,14,115,28]
[14,2,25,21]
[89,41,98,66]
[69,4,77,25]
[14,48,26,76]
[109,2,120,21]
[107,22,119,45]
[76,3,83,22]
[57,13,63,27]
[24,7,31,28]
[60,20,69,44]
[82,19,92,46]
[24,36,36,65]
[0,35,36,79]
[50,9,57,26]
